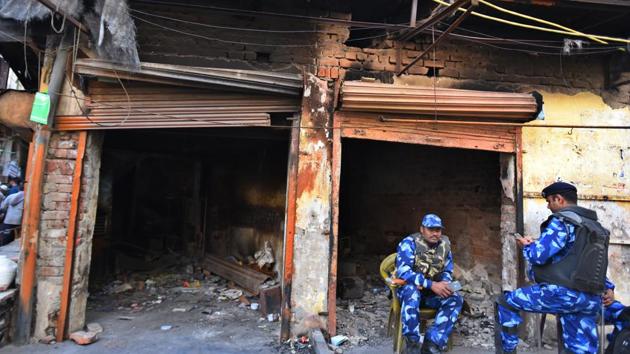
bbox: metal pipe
[398,0,470,42]
[15,30,69,344]
[398,3,474,75]
[410,0,419,27]
[47,31,71,125]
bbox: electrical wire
[130,14,318,48]
[444,23,624,50]
[478,0,607,45]
[130,8,394,33]
[431,0,630,44]
[131,12,405,47]
[458,36,620,56]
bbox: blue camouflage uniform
[603,279,630,351]
[396,235,463,348]
[497,216,602,354]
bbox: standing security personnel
[396,213,463,354]
[495,181,610,354]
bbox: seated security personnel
[602,279,630,353]
[396,213,463,354]
[495,181,610,354]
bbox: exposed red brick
[330,67,340,79]
[319,57,339,66]
[345,52,357,60]
[339,59,361,69]
[317,66,330,78]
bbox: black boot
[420,339,441,354]
[403,337,421,354]
[494,300,517,354]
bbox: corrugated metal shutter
[55,83,300,130]
[341,81,540,122]
[338,112,517,153]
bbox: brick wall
[133,3,349,72]
[315,36,607,92]
[34,131,102,339]
[131,2,609,96]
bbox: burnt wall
[93,129,289,277]
[339,139,502,280]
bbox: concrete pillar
[499,153,518,291]
[289,74,334,332]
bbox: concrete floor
[1,277,558,354]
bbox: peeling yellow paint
[522,91,630,197]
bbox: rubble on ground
[452,263,500,349]
[336,275,391,349]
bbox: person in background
[0,185,8,204]
[7,177,21,196]
[0,183,23,245]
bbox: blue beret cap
[541,182,577,198]
[421,213,444,228]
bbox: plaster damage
[291,74,334,326]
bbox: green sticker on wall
[29,92,50,125]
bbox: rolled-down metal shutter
[55,83,300,130]
[338,81,542,153]
[341,81,541,121]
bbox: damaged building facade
[0,0,629,350]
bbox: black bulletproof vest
[532,206,610,294]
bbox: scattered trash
[112,283,133,294]
[86,322,104,334]
[330,335,349,346]
[254,240,275,269]
[39,335,56,344]
[267,313,278,322]
[348,303,355,314]
[201,308,213,315]
[250,303,259,310]
[172,308,187,312]
[239,295,251,305]
[160,325,173,331]
[218,288,242,301]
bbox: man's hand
[602,289,615,306]
[430,281,453,299]
[517,236,534,247]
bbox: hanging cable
[129,8,394,33]
[130,14,318,47]
[478,0,607,45]
[431,0,630,44]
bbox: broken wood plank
[203,255,270,295]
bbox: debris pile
[453,263,501,349]
[336,275,391,348]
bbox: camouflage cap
[421,213,444,229]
